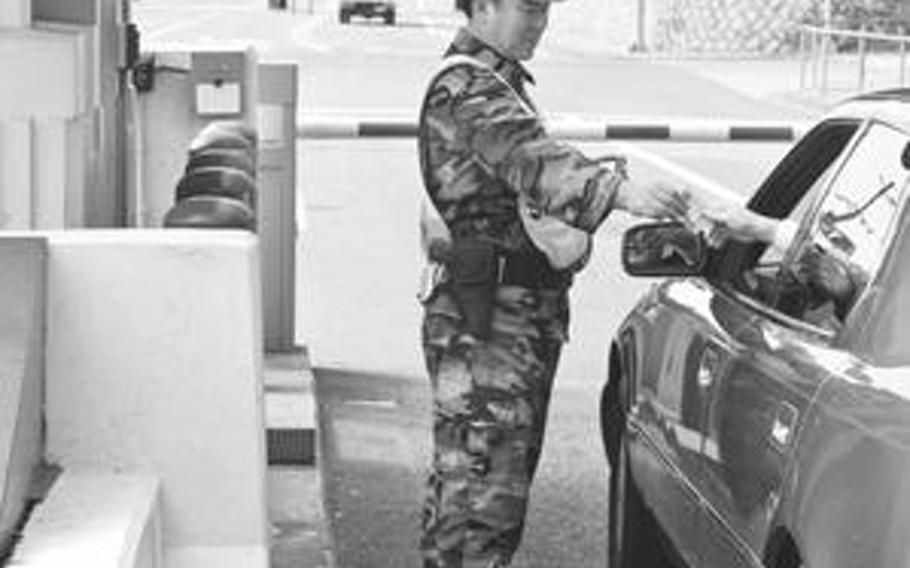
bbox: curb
[265,348,317,466]
[264,347,334,568]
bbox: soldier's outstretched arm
[451,67,688,230]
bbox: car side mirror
[622,222,707,277]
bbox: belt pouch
[448,239,497,339]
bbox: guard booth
[0,0,134,556]
[135,44,299,353]
[0,0,135,229]
[0,0,303,565]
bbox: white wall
[0,0,29,28]
[40,229,269,568]
[0,237,45,550]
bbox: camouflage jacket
[418,27,627,263]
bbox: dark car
[339,0,396,25]
[602,90,910,568]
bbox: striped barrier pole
[297,116,812,142]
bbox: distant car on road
[601,89,910,568]
[339,0,396,25]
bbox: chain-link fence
[652,0,910,55]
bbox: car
[339,0,396,25]
[601,89,910,568]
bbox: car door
[693,119,910,567]
[630,118,860,567]
[684,289,835,567]
[624,284,711,566]
[624,117,864,566]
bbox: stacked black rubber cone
[163,121,258,231]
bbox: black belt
[440,241,569,339]
[496,250,572,290]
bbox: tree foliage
[810,0,910,33]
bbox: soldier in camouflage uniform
[417,0,689,566]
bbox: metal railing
[799,24,910,93]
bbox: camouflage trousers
[419,286,567,568]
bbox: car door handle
[697,343,722,389]
[771,401,799,448]
[697,360,713,389]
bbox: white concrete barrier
[38,229,269,568]
[0,0,29,28]
[0,237,45,551]
[10,472,163,568]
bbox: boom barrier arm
[297,115,811,143]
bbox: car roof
[827,89,910,133]
[850,88,910,103]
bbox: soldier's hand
[679,188,787,248]
[615,179,689,221]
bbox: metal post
[821,0,832,93]
[636,0,646,51]
[809,30,821,89]
[257,63,299,353]
[901,41,907,87]
[800,28,809,89]
[858,36,867,92]
[820,30,830,93]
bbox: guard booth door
[31,0,139,228]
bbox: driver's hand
[798,246,857,304]
[682,192,780,247]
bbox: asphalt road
[136,4,816,566]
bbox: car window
[784,122,910,331]
[753,162,838,267]
[713,120,860,311]
[808,122,908,272]
[726,120,910,334]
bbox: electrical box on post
[191,51,246,118]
